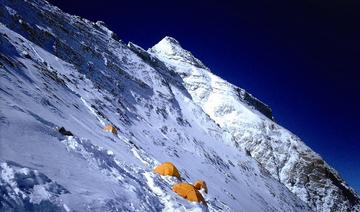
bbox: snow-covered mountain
[0,0,358,211]
[149,37,360,212]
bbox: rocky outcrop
[239,88,274,120]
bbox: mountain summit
[151,36,209,70]
[0,0,359,211]
[150,36,360,212]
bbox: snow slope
[150,36,360,212]
[0,0,312,211]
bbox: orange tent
[193,180,208,194]
[154,162,180,179]
[172,183,206,204]
[103,124,117,135]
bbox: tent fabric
[193,180,208,193]
[153,162,180,178]
[172,183,206,204]
[103,124,117,134]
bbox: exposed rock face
[150,37,360,212]
[241,90,273,120]
[0,0,358,211]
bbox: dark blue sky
[48,0,360,193]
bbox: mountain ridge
[0,0,358,211]
[149,35,360,211]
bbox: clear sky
[48,0,360,193]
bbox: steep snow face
[151,36,208,70]
[0,0,311,211]
[150,37,360,212]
